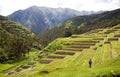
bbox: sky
[0,0,120,16]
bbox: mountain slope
[38,8,120,46]
[8,6,102,34]
[0,15,34,62]
[4,24,120,77]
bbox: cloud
[57,1,63,6]
[115,0,120,6]
[0,5,1,14]
[0,0,120,16]
[94,0,112,3]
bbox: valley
[1,24,120,77]
[0,5,120,77]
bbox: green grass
[1,25,120,77]
[0,48,40,77]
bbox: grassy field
[1,24,120,77]
[0,48,40,77]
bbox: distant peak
[28,6,39,9]
[29,5,38,8]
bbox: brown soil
[110,44,114,59]
[117,75,120,77]
[104,30,117,34]
[102,75,107,77]
[39,60,53,64]
[27,62,36,65]
[65,43,95,46]
[73,40,99,43]
[15,68,22,72]
[108,38,118,41]
[114,34,120,37]
[4,66,16,74]
[94,48,97,50]
[99,44,103,47]
[47,55,65,59]
[71,36,80,38]
[93,38,104,40]
[7,71,14,75]
[40,70,49,74]
[95,75,100,77]
[22,65,30,69]
[62,48,83,51]
[104,41,111,44]
[69,45,90,48]
[55,51,75,55]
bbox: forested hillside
[0,15,34,63]
[38,8,120,47]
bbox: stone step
[64,43,95,46]
[108,38,118,41]
[104,41,111,44]
[7,71,14,75]
[15,68,22,72]
[55,51,75,55]
[39,60,53,64]
[93,38,104,40]
[69,44,93,47]
[66,43,95,46]
[73,40,99,43]
[71,35,80,38]
[47,55,65,59]
[27,62,36,65]
[114,34,120,37]
[62,48,83,51]
[68,45,90,48]
[104,30,117,34]
[99,44,103,47]
[22,65,30,69]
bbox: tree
[64,27,72,37]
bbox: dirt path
[100,49,103,64]
[110,43,114,58]
[4,65,16,75]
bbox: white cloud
[93,0,112,3]
[0,0,120,16]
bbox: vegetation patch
[43,38,65,52]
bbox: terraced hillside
[3,24,120,77]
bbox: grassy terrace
[0,48,39,77]
[1,24,120,77]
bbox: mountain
[8,6,103,34]
[0,15,34,62]
[38,8,120,46]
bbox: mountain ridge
[8,6,104,34]
[38,8,120,46]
